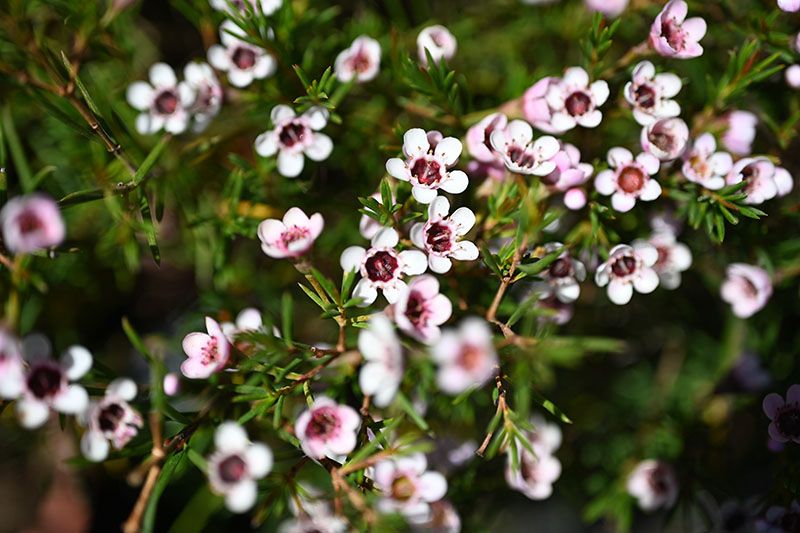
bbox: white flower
[334,36,381,83]
[0,329,25,400]
[389,275,452,345]
[295,397,360,461]
[221,308,263,342]
[725,157,778,205]
[626,460,678,511]
[126,63,196,134]
[208,20,276,88]
[720,263,772,318]
[530,243,586,303]
[386,128,468,204]
[681,133,733,190]
[417,25,457,64]
[358,314,403,407]
[258,207,324,257]
[635,231,692,290]
[373,453,448,523]
[79,378,143,462]
[505,414,562,500]
[207,422,273,513]
[255,105,333,177]
[183,62,223,131]
[341,227,428,306]
[545,66,609,131]
[595,243,660,305]
[640,117,689,161]
[489,119,560,176]
[209,0,282,15]
[594,147,662,212]
[624,61,682,126]
[410,196,478,273]
[432,317,497,395]
[774,166,794,197]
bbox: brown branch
[122,411,164,533]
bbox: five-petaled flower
[636,230,692,290]
[255,105,333,177]
[681,133,733,190]
[649,0,707,59]
[358,314,404,407]
[79,378,143,462]
[372,453,448,523]
[530,243,587,303]
[258,207,324,258]
[183,61,224,132]
[181,317,232,379]
[725,157,778,205]
[641,117,689,161]
[763,384,800,445]
[295,397,360,460]
[417,25,457,64]
[624,61,682,126]
[626,460,679,511]
[595,147,662,212]
[127,63,196,134]
[720,263,772,318]
[0,194,65,255]
[389,275,453,345]
[525,67,609,133]
[410,196,479,274]
[489,119,560,176]
[208,20,276,88]
[334,36,381,83]
[595,243,660,305]
[505,414,562,500]
[432,317,497,395]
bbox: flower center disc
[232,47,257,70]
[278,122,307,148]
[410,158,443,186]
[618,167,645,193]
[365,251,399,282]
[154,91,179,115]
[26,364,63,400]
[565,92,592,116]
[218,454,248,483]
[426,222,452,253]
[611,255,637,277]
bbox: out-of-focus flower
[778,0,800,12]
[279,509,347,533]
[636,231,692,290]
[626,460,679,511]
[334,36,381,83]
[756,501,800,532]
[208,20,276,88]
[530,67,609,132]
[295,397,360,460]
[207,422,273,513]
[785,64,800,89]
[489,119,560,175]
[221,308,263,342]
[722,111,757,156]
[505,415,562,500]
[595,147,661,212]
[725,157,778,205]
[0,329,25,399]
[624,61,682,125]
[79,378,143,462]
[535,294,574,325]
[258,207,324,258]
[595,243,660,305]
[682,133,733,190]
[762,384,800,445]
[641,117,689,161]
[341,227,428,306]
[389,275,452,345]
[585,0,628,17]
[649,0,706,59]
[209,0,282,15]
[774,167,794,197]
[466,112,507,168]
[0,194,65,255]
[410,196,478,274]
[373,453,448,523]
[163,372,181,396]
[530,243,587,303]
[541,143,594,199]
[432,317,497,395]
[386,128,468,204]
[358,314,403,407]
[417,25,457,64]
[183,62,223,131]
[720,263,772,318]
[181,317,231,379]
[412,500,461,533]
[255,105,333,177]
[126,63,196,134]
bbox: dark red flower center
[154,90,179,115]
[26,364,64,400]
[410,158,442,186]
[565,91,592,116]
[611,255,637,277]
[618,166,645,193]
[364,251,399,282]
[218,454,248,483]
[482,117,503,152]
[98,402,126,432]
[279,122,307,148]
[232,47,257,70]
[201,337,221,365]
[508,146,536,168]
[649,128,676,154]
[634,84,657,109]
[777,406,800,438]
[426,222,453,253]
[655,246,670,268]
[404,291,426,326]
[647,465,672,495]
[661,19,685,50]
[548,258,572,278]
[306,407,339,439]
[349,50,372,73]
[16,211,43,234]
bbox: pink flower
[722,111,757,156]
[681,133,733,190]
[255,105,333,177]
[637,231,692,290]
[126,63,196,134]
[386,128,468,204]
[725,157,778,205]
[207,422,273,513]
[626,460,678,511]
[417,25,457,64]
[564,188,589,210]
[585,0,628,17]
[763,384,800,444]
[208,20,276,87]
[0,329,25,399]
[540,67,609,132]
[1,194,66,254]
[785,64,800,89]
[641,117,689,161]
[79,378,143,462]
[489,119,560,175]
[410,196,478,273]
[624,61,682,126]
[389,275,452,344]
[594,147,662,212]
[466,112,507,164]
[595,243,660,305]
[209,0,282,15]
[184,62,223,132]
[163,372,181,396]
[531,243,587,303]
[505,415,562,500]
[335,36,381,83]
[541,143,594,191]
[649,0,706,59]
[258,207,324,258]
[432,318,497,395]
[720,263,772,318]
[181,317,231,379]
[359,191,395,239]
[774,167,794,197]
[358,314,403,407]
[522,77,563,134]
[341,227,428,306]
[295,397,360,460]
[373,453,448,523]
[778,0,800,12]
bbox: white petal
[428,196,450,220]
[245,443,273,478]
[303,106,329,130]
[590,80,610,106]
[126,82,154,110]
[353,279,378,306]
[440,170,469,194]
[429,255,452,273]
[639,179,662,201]
[594,170,616,195]
[400,250,429,275]
[403,128,431,158]
[607,280,633,305]
[277,150,305,177]
[450,207,476,234]
[215,421,249,452]
[433,137,463,166]
[563,66,589,88]
[16,399,50,429]
[412,186,438,204]
[207,45,230,71]
[254,131,278,157]
[225,479,257,513]
[81,431,110,462]
[607,147,633,168]
[611,192,636,212]
[107,378,137,401]
[53,384,89,414]
[373,227,399,248]
[633,268,659,294]
[270,104,296,124]
[149,63,177,88]
[507,120,534,145]
[386,158,410,181]
[340,246,366,271]
[304,133,333,161]
[61,345,93,380]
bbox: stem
[122,411,164,533]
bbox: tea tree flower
[417,25,457,64]
[594,147,661,212]
[649,0,707,59]
[535,294,574,325]
[489,119,560,176]
[208,20,276,88]
[641,117,689,161]
[786,65,800,89]
[209,0,282,15]
[181,317,231,379]
[389,275,452,344]
[763,385,800,445]
[334,36,381,83]
[626,460,678,511]
[358,314,403,408]
[126,63,195,134]
[432,317,497,395]
[623,61,682,125]
[255,105,333,177]
[0,194,65,255]
[505,415,562,500]
[530,243,586,303]
[522,77,563,134]
[681,133,733,190]
[183,62,223,131]
[541,143,594,193]
[386,128,468,204]
[595,243,660,305]
[585,0,628,17]
[207,422,273,513]
[722,110,757,156]
[0,329,25,399]
[295,397,360,460]
[80,378,143,462]
[720,263,772,318]
[637,231,692,290]
[725,157,778,205]
[466,112,507,165]
[410,196,478,274]
[373,453,448,523]
[341,227,428,306]
[542,67,609,132]
[778,0,800,12]
[258,207,324,258]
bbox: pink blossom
[163,372,181,396]
[207,422,273,513]
[641,117,689,161]
[563,188,588,210]
[636,231,692,290]
[786,64,800,89]
[489,119,560,175]
[181,317,231,379]
[389,275,452,344]
[258,207,324,258]
[208,20,276,88]
[373,453,448,523]
[184,62,223,132]
[522,77,563,134]
[0,329,25,399]
[466,112,507,164]
[1,194,66,254]
[725,157,778,205]
[720,263,772,318]
[79,378,143,462]
[626,460,678,511]
[432,317,497,395]
[410,196,478,273]
[649,0,706,59]
[209,0,282,15]
[722,111,757,156]
[624,61,682,125]
[537,67,609,132]
[585,0,628,17]
[358,314,403,407]
[295,397,360,460]
[531,243,587,303]
[763,385,800,445]
[595,243,660,305]
[126,63,196,134]
[778,0,800,12]
[334,36,381,83]
[341,227,428,306]
[681,133,733,190]
[541,143,593,192]
[505,414,562,500]
[386,128,468,204]
[417,25,457,64]
[594,147,662,212]
[255,105,333,177]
